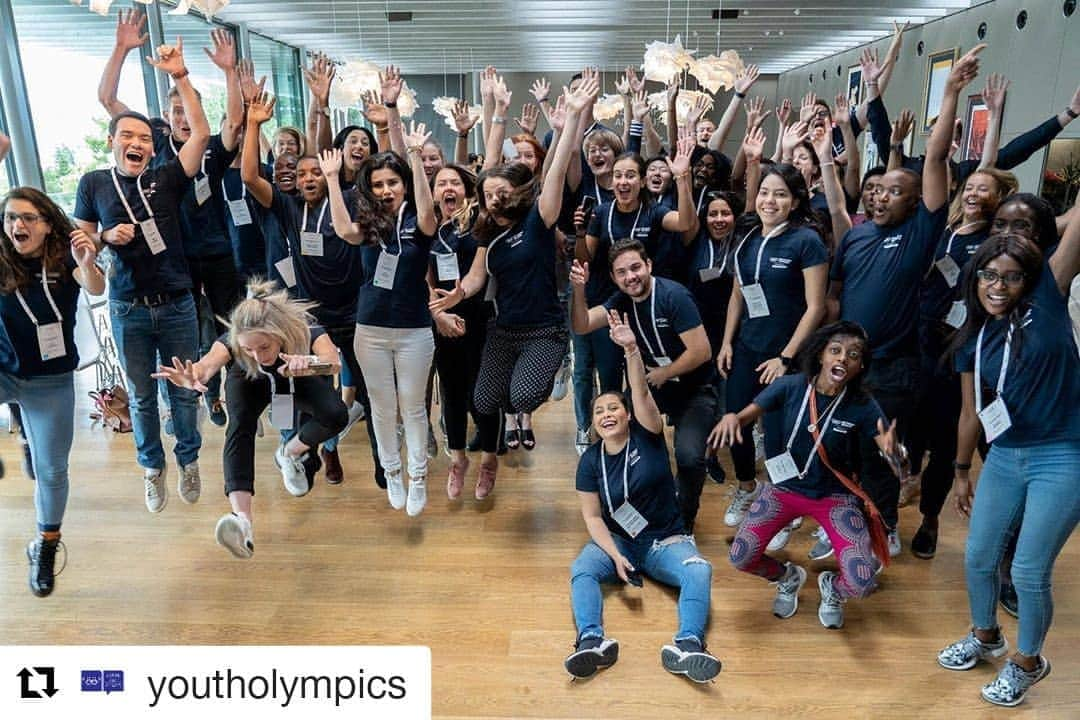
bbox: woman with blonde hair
[154,280,347,559]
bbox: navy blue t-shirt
[755,373,887,499]
[604,276,713,414]
[221,167,266,279]
[733,225,828,355]
[955,267,1080,448]
[267,188,363,329]
[480,203,563,328]
[832,202,947,360]
[0,255,81,378]
[919,224,990,325]
[73,160,192,301]
[585,200,669,306]
[431,216,488,322]
[255,197,293,292]
[355,204,435,329]
[685,229,736,353]
[575,420,685,542]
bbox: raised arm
[241,88,275,208]
[380,66,407,158]
[812,121,852,244]
[479,66,497,147]
[1049,195,1080,295]
[451,100,479,166]
[709,64,759,153]
[303,52,335,154]
[569,259,610,334]
[771,99,791,163]
[926,45,985,212]
[834,94,861,200]
[888,108,914,172]
[732,96,766,184]
[318,148,364,245]
[540,74,600,227]
[662,130,696,234]
[741,126,766,214]
[514,102,539,138]
[361,91,391,152]
[403,122,438,236]
[482,74,512,171]
[204,29,242,151]
[98,8,147,118]
[0,131,9,164]
[855,22,908,128]
[149,39,209,178]
[542,94,566,181]
[530,77,554,130]
[608,310,663,434]
[977,73,1009,170]
[665,75,680,152]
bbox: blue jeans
[965,440,1080,656]
[110,293,201,470]
[0,372,74,531]
[570,534,712,644]
[571,327,624,432]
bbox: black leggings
[222,363,348,496]
[324,324,384,486]
[725,340,784,482]
[434,308,490,451]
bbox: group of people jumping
[1,12,1077,707]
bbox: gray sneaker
[178,461,201,504]
[938,630,1009,670]
[772,562,807,619]
[144,466,168,513]
[564,636,619,679]
[767,516,803,552]
[724,482,760,527]
[808,526,834,560]
[275,445,310,497]
[215,513,254,559]
[817,570,845,629]
[981,658,1051,707]
[660,638,721,683]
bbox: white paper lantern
[433,97,482,131]
[330,60,382,109]
[88,0,113,15]
[396,82,418,118]
[592,94,624,122]
[641,34,696,83]
[688,51,745,94]
[168,0,230,19]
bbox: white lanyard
[110,168,155,223]
[695,186,708,213]
[599,441,631,515]
[483,224,517,314]
[14,268,63,327]
[706,235,730,273]
[482,224,517,276]
[607,202,642,242]
[436,221,456,254]
[302,199,329,235]
[593,177,603,202]
[169,136,209,178]
[630,284,668,360]
[733,222,789,287]
[221,179,246,202]
[785,383,847,478]
[381,201,408,254]
[256,365,296,392]
[944,222,984,257]
[974,319,1013,413]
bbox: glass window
[160,3,237,132]
[0,98,11,197]
[12,0,150,212]
[248,33,304,139]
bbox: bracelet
[625,348,640,359]
[734,91,746,99]
[953,461,972,471]
[170,68,189,81]
[1066,107,1079,119]
[820,161,835,167]
[457,132,469,138]
[538,97,549,104]
[492,116,506,125]
[406,145,423,154]
[674,171,690,179]
[384,100,397,109]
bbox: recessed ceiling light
[794,8,801,15]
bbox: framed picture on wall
[964,94,992,161]
[846,65,863,107]
[922,47,959,134]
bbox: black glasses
[976,268,1026,287]
[3,211,45,225]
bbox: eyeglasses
[976,268,1026,287]
[3,211,45,225]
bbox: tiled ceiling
[213,0,976,74]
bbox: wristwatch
[1066,107,1079,120]
[779,355,793,368]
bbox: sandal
[520,428,536,451]
[504,428,521,450]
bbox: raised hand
[237,58,266,105]
[799,91,818,123]
[630,90,649,122]
[811,121,832,162]
[529,77,551,103]
[833,93,851,128]
[686,94,710,125]
[203,28,236,72]
[115,8,148,52]
[152,356,207,393]
[569,259,590,287]
[302,52,336,106]
[981,73,1009,114]
[492,75,512,111]
[946,44,986,93]
[380,65,404,106]
[734,64,760,95]
[361,90,388,127]
[607,310,637,351]
[515,103,539,135]
[742,125,767,164]
[548,94,567,132]
[614,74,630,96]
[565,73,600,114]
[860,47,887,86]
[626,66,644,94]
[781,120,811,158]
[451,99,478,135]
[318,148,343,177]
[247,90,277,126]
[69,229,98,269]
[479,66,497,99]
[666,128,695,177]
[775,98,792,127]
[403,120,431,150]
[891,108,915,146]
[744,95,767,130]
[147,37,187,77]
[666,72,681,103]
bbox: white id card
[228,199,252,226]
[300,231,324,257]
[274,256,297,288]
[654,355,673,367]
[935,255,961,288]
[742,283,770,318]
[139,218,166,255]
[978,397,1012,443]
[435,252,460,282]
[765,451,799,484]
[37,322,66,361]
[270,393,295,431]
[699,266,724,283]
[612,501,649,538]
[374,250,399,290]
[194,176,211,206]
[945,300,967,329]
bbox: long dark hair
[353,151,413,244]
[472,162,538,243]
[0,187,75,293]
[332,125,378,155]
[738,163,824,240]
[697,190,741,240]
[992,193,1058,252]
[796,320,872,399]
[611,152,652,207]
[947,234,1044,359]
[691,147,732,192]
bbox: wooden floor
[1,371,1078,719]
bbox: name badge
[935,255,961,288]
[611,501,649,538]
[944,300,967,329]
[228,199,253,226]
[274,256,297,288]
[742,283,770,318]
[653,355,673,367]
[270,392,295,431]
[699,266,724,283]
[435,252,460,282]
[484,276,497,302]
[140,218,167,255]
[300,231,324,257]
[765,451,799,484]
[374,250,399,290]
[194,175,212,206]
[37,322,66,361]
[978,396,1012,444]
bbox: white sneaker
[144,465,168,513]
[575,428,591,456]
[386,470,406,510]
[724,482,760,527]
[808,526,835,560]
[767,516,803,552]
[550,355,572,401]
[274,444,309,497]
[406,476,427,517]
[178,461,201,504]
[215,513,254,559]
[338,401,365,442]
[888,529,902,557]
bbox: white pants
[354,324,435,480]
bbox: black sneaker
[300,451,322,492]
[661,637,721,683]
[999,581,1019,618]
[206,397,227,427]
[911,523,938,559]
[564,636,619,679]
[26,535,62,597]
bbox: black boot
[27,535,61,597]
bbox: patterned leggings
[473,323,569,416]
[729,484,877,599]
